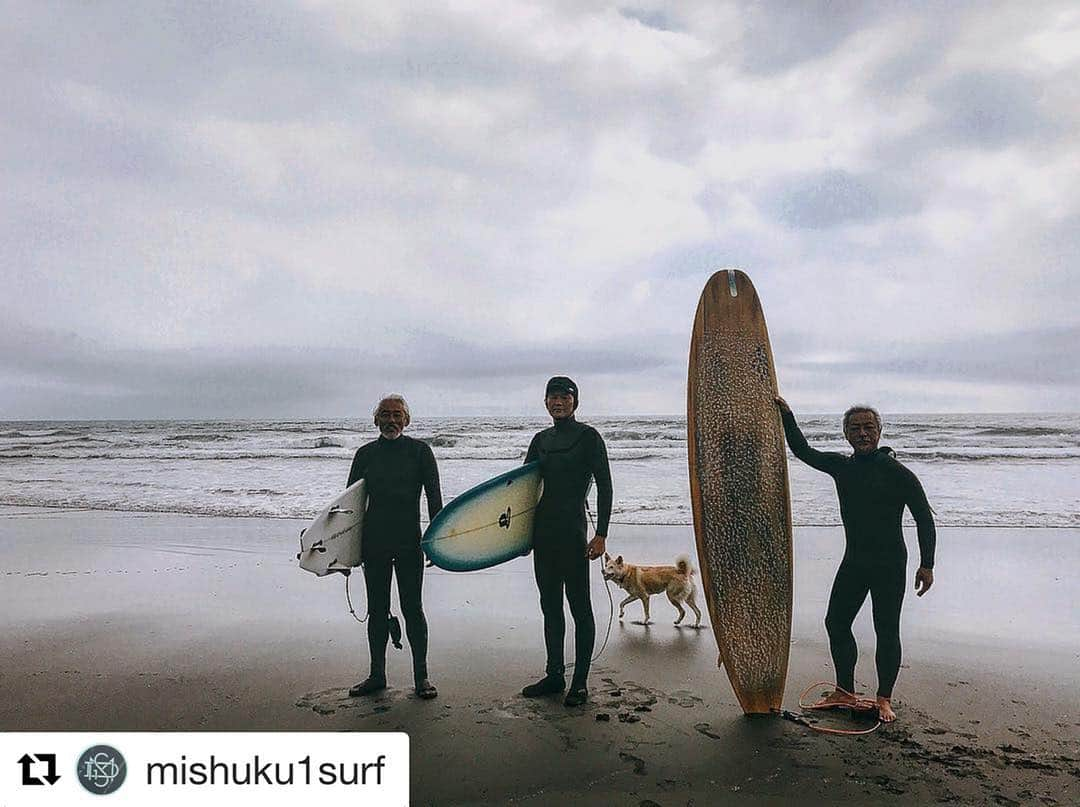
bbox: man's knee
[534,566,562,607]
[367,611,389,637]
[870,592,904,636]
[399,583,427,626]
[824,610,851,638]
[566,585,593,621]
[539,590,564,620]
[871,613,902,640]
[365,585,391,620]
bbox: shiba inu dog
[601,553,702,627]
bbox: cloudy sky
[4,1,1078,419]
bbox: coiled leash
[343,569,403,649]
[780,682,882,736]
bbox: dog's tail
[675,554,694,576]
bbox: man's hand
[586,534,606,560]
[775,396,792,416]
[915,567,934,596]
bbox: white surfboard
[297,479,366,576]
[421,463,542,572]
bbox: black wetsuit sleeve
[781,410,845,475]
[903,468,936,569]
[421,443,443,521]
[346,448,366,487]
[524,433,540,464]
[591,430,613,537]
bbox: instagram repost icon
[76,745,127,795]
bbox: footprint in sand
[668,690,703,708]
[295,687,398,717]
[618,752,646,775]
[694,722,723,740]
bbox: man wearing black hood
[521,376,613,707]
[776,396,935,722]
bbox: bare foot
[809,689,858,710]
[877,696,896,722]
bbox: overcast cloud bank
[4,1,1078,417]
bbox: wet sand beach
[1,505,1077,805]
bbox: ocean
[1,414,1077,528]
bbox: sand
[1,505,1077,805]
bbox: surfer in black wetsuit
[776,397,935,722]
[346,394,443,700]
[521,377,613,707]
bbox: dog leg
[618,594,636,620]
[687,590,702,627]
[668,591,686,625]
[641,596,651,625]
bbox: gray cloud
[618,7,680,33]
[786,326,1080,385]
[868,24,954,95]
[737,0,890,74]
[929,70,1056,149]
[0,317,682,418]
[768,170,923,229]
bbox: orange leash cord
[789,681,883,736]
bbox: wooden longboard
[687,269,793,714]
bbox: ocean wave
[0,437,111,449]
[614,502,690,513]
[3,492,1077,528]
[0,495,298,520]
[210,488,287,496]
[438,452,526,461]
[897,450,1080,462]
[0,451,351,461]
[254,423,369,435]
[311,437,346,448]
[5,446,1078,464]
[165,433,235,443]
[974,426,1073,438]
[603,429,685,442]
[423,435,458,447]
[5,495,1074,528]
[0,428,88,438]
[606,452,674,461]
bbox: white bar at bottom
[0,732,408,806]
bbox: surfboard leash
[343,570,403,648]
[785,681,882,735]
[343,571,368,624]
[578,498,616,667]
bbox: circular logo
[76,745,127,795]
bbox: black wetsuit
[347,435,442,684]
[524,416,613,688]
[781,411,935,698]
